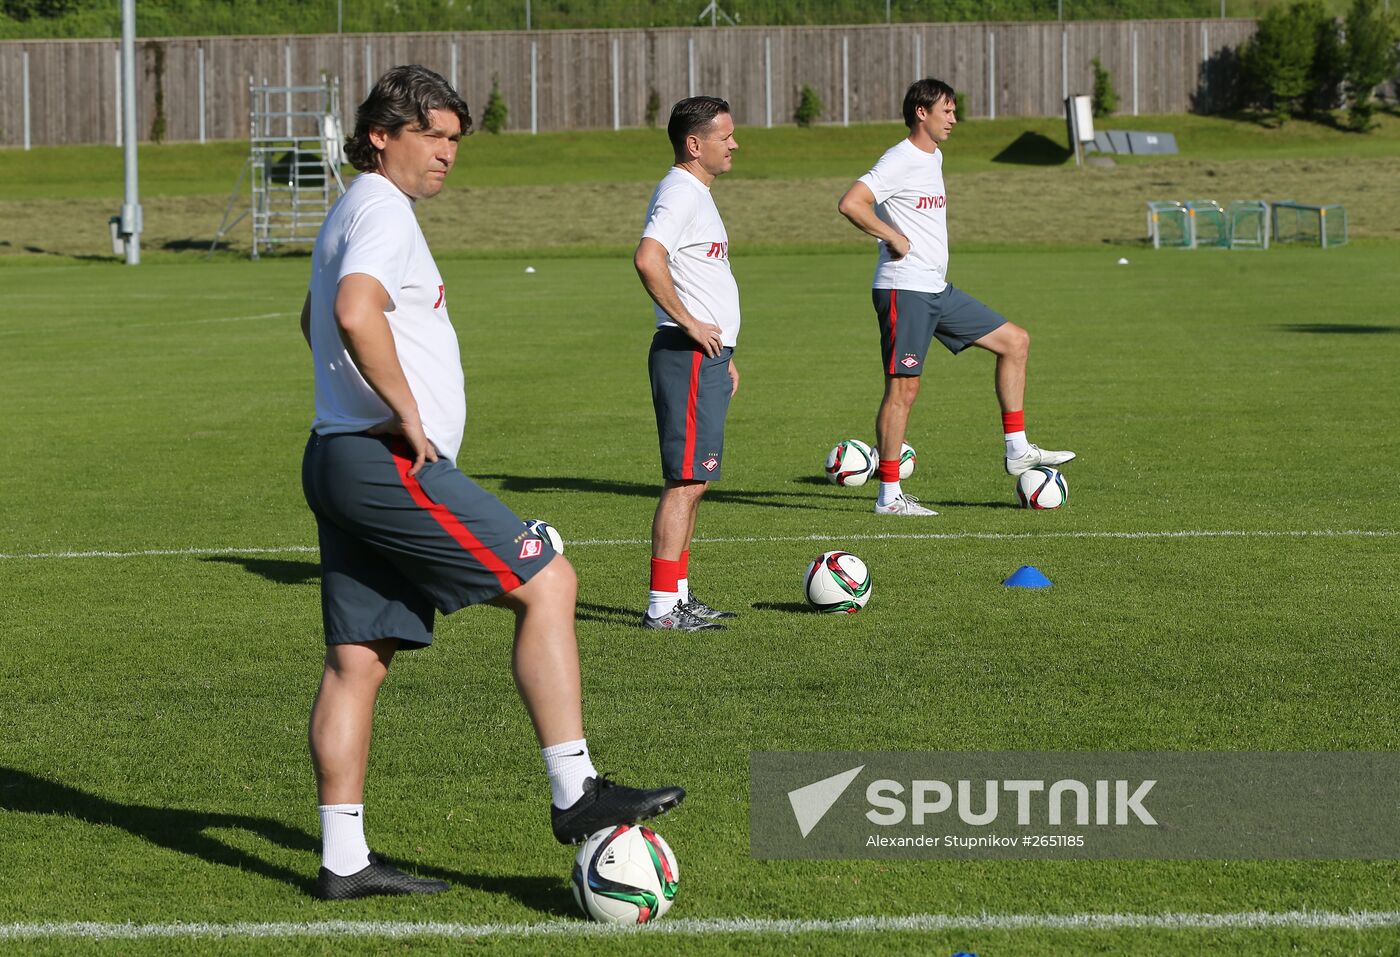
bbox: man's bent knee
[883,375,922,403]
[494,554,576,612]
[977,322,1029,358]
[662,479,709,501]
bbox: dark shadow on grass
[928,500,1021,510]
[474,474,848,509]
[165,238,228,252]
[21,244,119,262]
[0,766,320,896]
[201,556,320,585]
[0,766,577,913]
[1276,323,1399,335]
[576,601,642,626]
[992,131,1072,166]
[402,867,574,917]
[752,601,820,613]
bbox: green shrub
[1344,0,1400,130]
[645,87,661,128]
[794,85,824,127]
[1091,56,1118,117]
[953,91,968,119]
[482,75,507,134]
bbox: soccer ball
[804,551,872,613]
[1016,467,1068,510]
[523,518,564,554]
[570,824,680,924]
[860,441,916,479]
[825,439,876,487]
[894,442,917,479]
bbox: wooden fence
[0,19,1257,148]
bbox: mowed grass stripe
[0,528,1395,561]
[6,910,1400,941]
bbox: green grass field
[2,114,1399,952]
[2,240,1398,953]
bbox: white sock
[648,590,680,619]
[542,738,598,809]
[1004,430,1030,457]
[677,577,690,604]
[877,481,903,507]
[318,804,371,876]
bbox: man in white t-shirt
[838,78,1074,516]
[634,97,741,631]
[299,66,683,900]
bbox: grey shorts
[301,431,555,649]
[648,326,734,482]
[874,285,1006,375]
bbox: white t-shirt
[641,167,742,347]
[308,172,467,462]
[858,139,950,294]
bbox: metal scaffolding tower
[211,76,346,259]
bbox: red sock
[649,557,681,592]
[679,550,690,580]
[878,459,901,483]
[1002,410,1025,433]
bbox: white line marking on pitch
[2,911,1398,941]
[0,529,1393,562]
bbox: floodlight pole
[120,0,141,265]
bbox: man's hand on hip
[683,320,725,359]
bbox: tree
[1,0,75,20]
[1240,1,1323,122]
[482,75,507,134]
[1091,57,1119,117]
[1305,13,1347,114]
[794,85,823,127]
[1344,0,1400,130]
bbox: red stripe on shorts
[681,350,702,480]
[390,444,523,593]
[887,290,899,376]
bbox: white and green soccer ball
[523,518,564,554]
[866,441,916,479]
[825,439,876,487]
[804,550,872,614]
[571,824,680,925]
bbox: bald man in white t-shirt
[634,96,741,631]
[838,79,1074,516]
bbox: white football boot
[873,494,938,516]
[1004,444,1076,476]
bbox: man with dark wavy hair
[838,78,1074,516]
[298,65,683,900]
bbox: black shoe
[640,600,726,631]
[314,852,450,900]
[683,594,737,620]
[551,774,686,845]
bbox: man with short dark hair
[838,78,1074,516]
[300,65,683,900]
[633,96,740,631]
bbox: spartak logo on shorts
[701,456,719,472]
[519,538,544,559]
[900,356,920,368]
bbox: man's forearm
[638,263,703,334]
[336,304,421,426]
